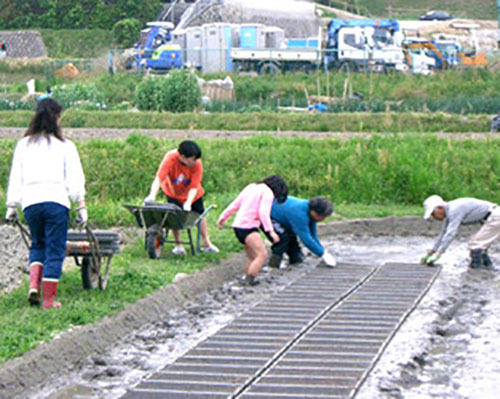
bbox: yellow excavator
[403,40,451,70]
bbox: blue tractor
[136,22,184,72]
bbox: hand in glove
[322,251,337,267]
[183,202,192,212]
[420,254,431,265]
[5,206,18,223]
[425,252,441,265]
[76,207,88,227]
[143,194,156,205]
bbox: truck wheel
[259,63,280,75]
[233,61,243,73]
[81,257,99,290]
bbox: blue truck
[135,22,184,71]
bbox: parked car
[419,10,453,21]
[420,11,453,21]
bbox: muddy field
[2,217,499,399]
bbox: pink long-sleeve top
[219,183,274,232]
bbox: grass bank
[0,110,491,132]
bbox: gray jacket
[433,198,495,253]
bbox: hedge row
[0,110,492,133]
[1,135,500,225]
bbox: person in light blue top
[270,196,335,268]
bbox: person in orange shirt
[144,140,218,255]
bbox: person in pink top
[217,175,288,285]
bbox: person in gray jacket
[421,195,500,269]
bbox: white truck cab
[337,26,406,72]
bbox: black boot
[469,249,483,269]
[268,254,282,268]
[288,251,305,266]
[482,252,494,270]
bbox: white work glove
[322,251,337,267]
[76,207,88,227]
[183,202,192,212]
[425,252,441,265]
[143,194,156,204]
[5,206,18,222]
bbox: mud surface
[1,127,499,142]
[0,224,29,294]
[2,217,499,399]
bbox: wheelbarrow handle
[194,204,218,227]
[8,218,32,250]
[194,204,218,254]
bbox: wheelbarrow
[8,219,121,291]
[124,202,217,259]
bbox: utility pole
[497,0,500,47]
[347,0,356,14]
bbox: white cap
[423,195,445,219]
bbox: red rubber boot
[42,279,62,309]
[28,263,43,306]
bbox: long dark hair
[24,98,64,142]
[260,175,288,204]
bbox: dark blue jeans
[23,202,69,280]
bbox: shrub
[52,83,107,110]
[134,69,201,112]
[112,18,141,48]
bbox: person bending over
[422,195,500,269]
[217,175,288,285]
[269,196,336,268]
[145,140,218,255]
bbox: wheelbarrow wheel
[81,257,99,289]
[146,232,163,259]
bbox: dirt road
[1,127,499,141]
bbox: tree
[112,18,141,48]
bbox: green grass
[2,134,500,223]
[0,110,492,132]
[40,29,114,59]
[320,0,496,20]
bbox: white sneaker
[172,245,187,256]
[201,244,219,253]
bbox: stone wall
[0,31,47,58]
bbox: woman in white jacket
[6,98,87,309]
